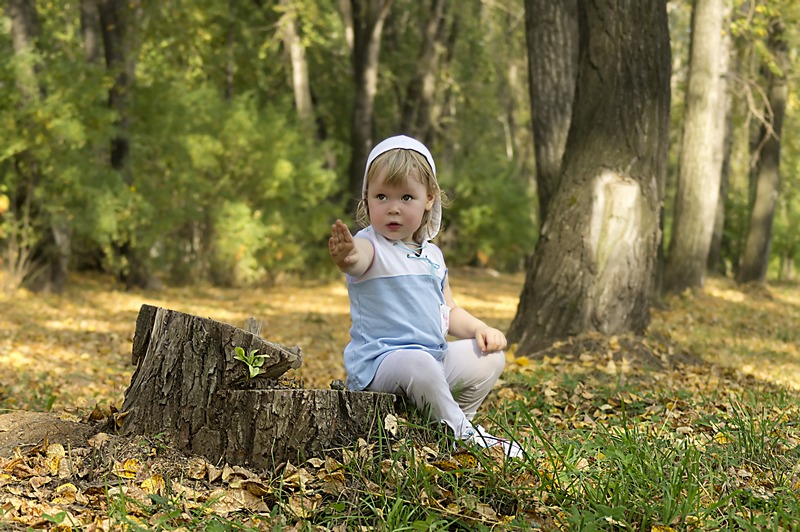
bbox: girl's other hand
[475,325,507,353]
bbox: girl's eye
[402,195,413,201]
[376,194,387,200]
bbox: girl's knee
[486,349,506,378]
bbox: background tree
[6,0,74,293]
[737,16,788,284]
[508,0,671,352]
[395,0,450,145]
[523,0,578,222]
[343,0,393,214]
[98,0,148,288]
[279,0,315,128]
[706,18,733,277]
[663,0,727,294]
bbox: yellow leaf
[52,482,78,505]
[113,458,139,479]
[713,432,733,445]
[453,451,478,469]
[609,336,621,351]
[515,356,530,366]
[141,474,165,495]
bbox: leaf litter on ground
[0,271,799,529]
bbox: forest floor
[0,270,799,529]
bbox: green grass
[60,369,797,531]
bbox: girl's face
[367,168,434,243]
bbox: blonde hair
[356,148,444,242]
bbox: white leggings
[366,339,505,439]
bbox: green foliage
[441,158,536,271]
[2,0,797,286]
[129,82,339,284]
[233,346,266,379]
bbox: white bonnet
[363,135,441,241]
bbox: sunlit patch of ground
[1,270,797,412]
[651,276,800,391]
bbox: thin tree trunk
[345,0,394,215]
[708,16,735,277]
[779,252,795,281]
[279,0,314,125]
[523,0,578,222]
[98,0,131,181]
[663,0,726,293]
[224,0,235,100]
[7,0,71,293]
[80,0,102,63]
[398,0,448,145]
[99,0,149,289]
[737,18,787,284]
[509,0,671,352]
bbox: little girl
[329,135,522,458]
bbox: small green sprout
[233,346,266,379]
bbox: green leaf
[42,512,66,524]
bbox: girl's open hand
[329,219,359,270]
[475,325,507,353]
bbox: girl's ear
[426,195,435,211]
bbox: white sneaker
[460,424,524,459]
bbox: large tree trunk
[118,305,398,469]
[663,0,726,294]
[508,0,671,353]
[345,0,394,215]
[523,0,578,222]
[737,18,787,284]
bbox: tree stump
[118,304,398,469]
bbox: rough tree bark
[508,0,671,353]
[118,305,398,469]
[523,0,578,222]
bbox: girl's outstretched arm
[443,276,507,353]
[329,219,374,277]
